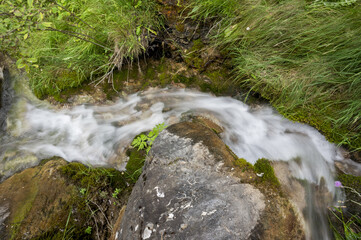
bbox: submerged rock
[115,122,304,239]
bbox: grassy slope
[188,0,361,150]
[1,0,163,98]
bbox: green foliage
[329,178,361,239]
[60,162,128,190]
[330,208,361,240]
[125,148,146,182]
[234,158,254,172]
[126,123,166,183]
[79,188,86,195]
[188,0,361,150]
[59,162,133,239]
[132,123,167,154]
[254,158,280,187]
[112,188,121,198]
[84,226,92,235]
[1,0,163,98]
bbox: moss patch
[184,39,205,69]
[254,158,280,188]
[234,158,254,172]
[0,158,134,239]
[60,162,129,190]
[337,174,361,215]
[125,148,146,182]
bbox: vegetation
[254,158,280,187]
[58,162,132,240]
[234,158,254,172]
[1,0,163,98]
[188,0,361,150]
[132,123,166,154]
[330,175,361,239]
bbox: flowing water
[1,82,360,238]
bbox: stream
[1,81,360,239]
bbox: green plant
[1,0,163,98]
[84,226,92,235]
[79,188,86,195]
[112,188,121,198]
[254,158,280,187]
[188,0,361,151]
[329,190,361,239]
[132,123,167,154]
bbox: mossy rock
[234,158,254,172]
[254,158,280,187]
[0,158,132,240]
[337,174,361,215]
[172,74,196,86]
[125,148,146,182]
[60,162,128,189]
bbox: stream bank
[0,0,361,239]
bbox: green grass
[188,0,361,150]
[1,0,163,98]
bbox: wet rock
[115,122,304,239]
[0,158,130,240]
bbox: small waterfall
[1,87,359,239]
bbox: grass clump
[1,0,163,98]
[254,158,280,187]
[188,0,361,150]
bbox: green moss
[254,158,280,187]
[336,173,361,227]
[10,182,38,239]
[53,83,93,103]
[175,23,185,32]
[225,145,238,160]
[126,148,146,182]
[144,66,156,80]
[172,74,196,86]
[60,162,128,190]
[234,158,254,172]
[338,174,361,192]
[141,81,150,90]
[184,39,205,69]
[59,162,132,239]
[159,72,171,87]
[31,223,92,240]
[52,93,67,103]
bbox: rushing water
[1,86,360,239]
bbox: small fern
[132,123,166,154]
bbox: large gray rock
[116,122,266,240]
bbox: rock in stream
[115,121,304,240]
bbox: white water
[0,87,355,239]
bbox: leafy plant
[0,0,163,98]
[132,123,167,154]
[84,226,92,235]
[330,179,361,239]
[79,188,86,195]
[330,208,361,240]
[112,188,121,198]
